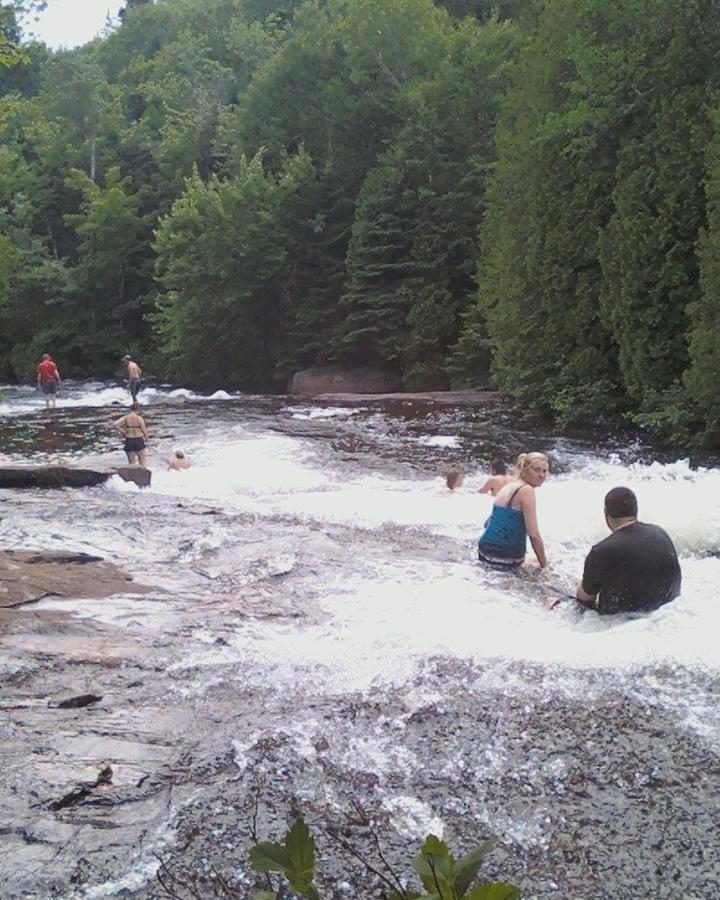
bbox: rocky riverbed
[1,383,719,898]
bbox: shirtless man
[113,403,149,465]
[36,353,62,409]
[479,459,511,496]
[122,355,142,400]
[167,449,190,471]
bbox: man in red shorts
[36,353,62,409]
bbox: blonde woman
[477,452,549,569]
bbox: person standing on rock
[36,353,62,409]
[113,402,149,466]
[122,354,142,401]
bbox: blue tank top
[478,485,527,563]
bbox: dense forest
[1,0,719,444]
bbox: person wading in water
[477,452,550,569]
[36,353,62,409]
[113,402,149,466]
[478,459,511,496]
[122,354,143,401]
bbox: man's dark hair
[604,486,638,519]
[491,459,507,475]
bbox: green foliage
[249,820,518,900]
[154,150,320,388]
[1,0,720,448]
[685,101,720,441]
[249,817,320,899]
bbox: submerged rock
[56,694,103,709]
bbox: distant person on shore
[113,402,149,466]
[36,353,61,409]
[479,459,511,496]
[477,452,549,569]
[445,465,464,491]
[168,449,190,471]
[122,354,142,401]
[575,487,681,615]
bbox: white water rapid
[1,381,718,899]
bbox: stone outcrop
[116,466,152,488]
[0,550,147,609]
[289,367,401,396]
[313,388,500,407]
[0,465,151,489]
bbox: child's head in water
[491,459,507,476]
[446,466,464,491]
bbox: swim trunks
[124,437,146,453]
[41,380,58,395]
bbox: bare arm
[138,416,148,442]
[113,415,127,433]
[478,477,495,495]
[519,486,547,568]
[576,583,597,608]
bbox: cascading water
[1,382,718,899]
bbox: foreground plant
[249,818,519,900]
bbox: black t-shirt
[581,522,681,615]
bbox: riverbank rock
[116,466,152,488]
[0,465,151,489]
[314,388,500,407]
[0,550,147,609]
[290,367,401,395]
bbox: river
[1,382,719,899]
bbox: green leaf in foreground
[453,840,495,897]
[249,840,292,873]
[286,816,316,885]
[413,835,455,894]
[465,882,520,900]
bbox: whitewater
[1,381,718,899]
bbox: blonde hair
[514,452,549,482]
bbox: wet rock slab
[0,550,147,609]
[0,464,151,488]
[314,388,500,407]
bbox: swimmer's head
[174,449,185,459]
[42,353,51,360]
[490,459,506,475]
[446,467,464,490]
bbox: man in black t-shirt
[576,487,681,615]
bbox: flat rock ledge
[313,388,500,407]
[0,550,148,609]
[290,366,401,395]
[0,465,151,489]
